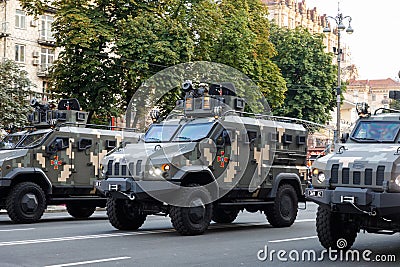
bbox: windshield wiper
[145,137,161,141]
[175,136,192,141]
[352,137,379,142]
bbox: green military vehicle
[96,81,309,235]
[307,92,400,250]
[0,98,140,223]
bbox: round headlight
[312,168,319,176]
[154,168,162,176]
[317,172,326,183]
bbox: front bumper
[96,178,180,201]
[306,187,400,216]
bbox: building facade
[262,0,353,82]
[0,0,58,100]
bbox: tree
[0,59,34,129]
[209,0,286,110]
[51,0,124,124]
[269,25,337,124]
[20,0,287,126]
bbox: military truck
[0,99,140,223]
[96,81,309,235]
[307,92,400,250]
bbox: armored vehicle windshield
[0,131,27,149]
[144,124,180,142]
[144,121,215,143]
[16,129,52,148]
[0,130,52,150]
[173,122,214,142]
[350,120,400,142]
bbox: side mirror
[216,136,225,147]
[340,133,349,143]
[389,90,400,100]
[47,138,64,154]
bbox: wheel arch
[268,173,303,199]
[179,168,219,201]
[8,168,52,194]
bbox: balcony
[37,63,52,77]
[38,36,56,46]
[0,22,10,38]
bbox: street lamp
[323,11,353,143]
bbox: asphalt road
[0,203,399,267]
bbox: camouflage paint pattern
[102,115,308,193]
[311,112,400,192]
[0,126,140,186]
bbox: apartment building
[262,0,353,80]
[0,0,58,100]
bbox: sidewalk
[0,205,67,215]
[1,206,105,215]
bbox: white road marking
[268,235,318,243]
[0,230,174,247]
[0,218,316,247]
[293,219,316,223]
[44,256,131,267]
[0,228,35,232]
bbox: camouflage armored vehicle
[307,92,400,250]
[0,99,140,223]
[96,81,309,235]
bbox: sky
[305,0,400,80]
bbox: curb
[1,207,106,215]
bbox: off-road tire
[66,204,96,219]
[212,207,239,223]
[316,206,358,250]
[265,184,298,227]
[170,184,213,235]
[106,197,146,230]
[6,182,46,223]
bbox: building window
[40,48,55,71]
[372,94,376,101]
[15,10,26,29]
[15,44,25,62]
[40,15,55,41]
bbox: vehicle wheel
[265,184,298,227]
[170,184,213,235]
[66,204,96,219]
[212,206,239,223]
[6,182,46,223]
[106,197,146,230]
[316,206,358,250]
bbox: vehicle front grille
[136,160,142,176]
[330,165,385,187]
[107,160,142,177]
[331,164,339,183]
[342,168,350,184]
[353,171,361,185]
[365,168,372,185]
[107,160,113,176]
[377,166,385,186]
[114,163,120,176]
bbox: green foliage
[49,0,121,124]
[269,25,337,124]
[20,0,286,126]
[390,99,400,110]
[209,0,286,110]
[0,59,34,129]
